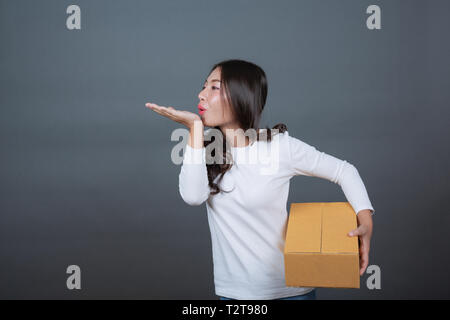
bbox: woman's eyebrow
[204,79,222,83]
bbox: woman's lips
[198,104,207,115]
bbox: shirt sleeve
[178,144,210,206]
[288,133,375,215]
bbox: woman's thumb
[348,227,361,237]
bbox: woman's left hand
[348,209,373,276]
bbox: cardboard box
[284,202,360,288]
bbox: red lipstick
[198,104,207,115]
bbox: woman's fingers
[358,236,371,275]
[146,103,176,118]
[145,102,191,127]
[359,243,370,275]
[346,224,371,276]
[146,102,164,112]
[348,227,361,237]
[145,102,159,110]
[348,224,368,237]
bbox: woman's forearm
[179,120,210,206]
[188,120,204,149]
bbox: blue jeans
[219,289,316,300]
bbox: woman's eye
[201,85,219,90]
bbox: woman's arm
[145,102,210,206]
[288,133,375,275]
[288,134,375,216]
[178,121,210,206]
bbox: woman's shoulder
[254,128,292,155]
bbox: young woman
[145,59,374,300]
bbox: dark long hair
[204,59,287,196]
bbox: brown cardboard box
[284,202,360,288]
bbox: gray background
[1,0,449,299]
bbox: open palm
[145,102,201,129]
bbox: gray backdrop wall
[1,0,449,299]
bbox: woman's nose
[198,89,206,101]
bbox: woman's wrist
[356,209,373,233]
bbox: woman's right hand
[145,102,202,130]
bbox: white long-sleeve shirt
[178,129,375,300]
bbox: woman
[145,59,374,300]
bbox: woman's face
[197,67,235,128]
